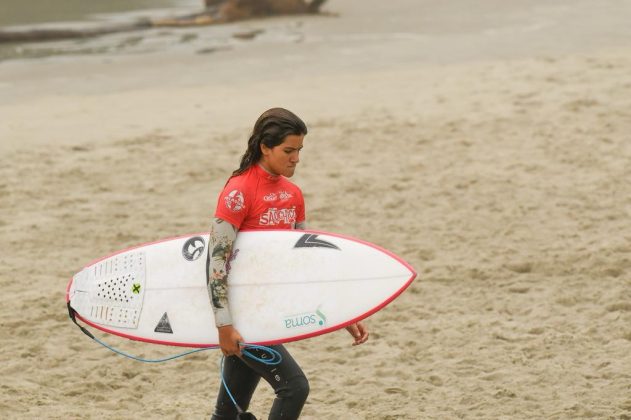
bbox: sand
[1,0,630,418]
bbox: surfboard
[66,230,416,347]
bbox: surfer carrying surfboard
[207,108,368,419]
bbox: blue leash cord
[90,334,219,362]
[68,305,282,414]
[94,336,283,414]
[88,335,282,367]
[220,345,283,414]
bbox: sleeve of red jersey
[296,187,306,224]
[214,178,248,229]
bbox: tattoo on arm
[206,218,237,326]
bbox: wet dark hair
[233,108,308,176]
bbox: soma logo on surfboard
[283,306,327,330]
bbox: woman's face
[260,134,304,178]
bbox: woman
[207,108,369,419]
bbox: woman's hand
[345,322,369,346]
[218,325,244,357]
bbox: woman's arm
[207,217,244,356]
[207,217,237,326]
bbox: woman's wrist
[214,307,233,328]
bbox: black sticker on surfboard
[182,236,205,261]
[294,234,340,250]
[154,312,173,334]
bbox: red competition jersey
[214,164,305,230]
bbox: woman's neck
[257,162,279,177]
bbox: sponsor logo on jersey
[279,191,294,200]
[224,189,245,212]
[259,207,297,226]
[263,192,278,202]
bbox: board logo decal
[182,236,205,261]
[294,234,340,250]
[154,312,173,334]
[283,305,327,329]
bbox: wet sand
[1,0,630,418]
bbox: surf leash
[68,302,282,363]
[68,303,282,418]
[67,302,216,361]
[219,345,282,419]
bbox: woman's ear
[260,143,270,157]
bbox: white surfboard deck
[66,230,416,347]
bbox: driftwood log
[0,0,327,44]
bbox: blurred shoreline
[0,0,200,62]
[2,0,631,154]
[0,0,199,27]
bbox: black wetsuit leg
[212,353,261,419]
[211,345,309,420]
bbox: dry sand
[1,0,631,418]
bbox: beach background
[1,0,630,418]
